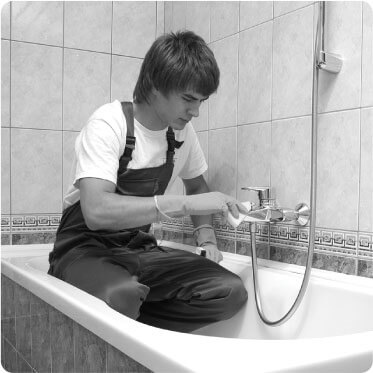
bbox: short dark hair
[133,30,220,104]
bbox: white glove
[154,192,250,221]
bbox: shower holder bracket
[318,51,343,74]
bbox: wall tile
[63,49,111,131]
[1,275,15,319]
[272,5,313,120]
[2,339,17,372]
[274,1,313,17]
[318,2,362,113]
[359,108,373,232]
[210,1,239,41]
[240,1,273,30]
[271,116,311,209]
[1,317,15,346]
[63,131,78,197]
[1,40,10,126]
[358,260,373,278]
[208,127,236,196]
[1,128,10,214]
[316,110,360,230]
[31,312,51,372]
[15,284,31,317]
[362,2,373,107]
[64,2,112,53]
[1,1,10,39]
[16,315,31,363]
[164,2,173,34]
[156,1,165,37]
[12,232,56,245]
[17,354,33,373]
[209,35,239,129]
[312,252,356,275]
[50,308,74,373]
[74,322,106,372]
[186,1,210,43]
[237,122,271,202]
[113,2,156,58]
[111,55,142,102]
[11,128,62,214]
[172,1,187,31]
[11,1,63,46]
[107,343,152,373]
[238,22,272,125]
[11,42,63,130]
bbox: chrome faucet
[242,187,310,226]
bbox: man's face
[152,89,209,130]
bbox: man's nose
[188,102,201,118]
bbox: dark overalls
[48,102,248,333]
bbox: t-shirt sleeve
[74,118,123,187]
[178,124,208,180]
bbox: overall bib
[48,102,247,332]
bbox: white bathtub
[2,242,373,373]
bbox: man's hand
[200,244,223,263]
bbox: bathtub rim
[1,242,373,373]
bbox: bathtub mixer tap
[241,186,311,326]
[241,187,310,226]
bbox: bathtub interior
[6,243,373,342]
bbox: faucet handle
[241,187,275,207]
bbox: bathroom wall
[160,1,373,278]
[1,2,372,278]
[1,1,164,242]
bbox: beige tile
[1,128,10,214]
[272,6,313,120]
[362,2,373,107]
[274,1,313,17]
[172,1,187,31]
[113,2,156,58]
[209,35,239,129]
[111,55,142,102]
[156,1,165,37]
[238,22,272,125]
[318,2,362,113]
[271,116,311,209]
[186,1,210,43]
[63,49,111,131]
[63,131,79,197]
[1,40,10,127]
[11,128,62,214]
[64,2,112,53]
[11,42,62,130]
[12,1,63,46]
[191,101,208,132]
[359,108,373,232]
[210,1,239,42]
[208,127,237,197]
[316,110,360,230]
[164,2,173,34]
[237,123,271,202]
[1,1,10,39]
[240,1,273,30]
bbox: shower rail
[249,1,342,326]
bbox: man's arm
[183,175,223,263]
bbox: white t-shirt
[63,100,207,209]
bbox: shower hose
[249,2,325,326]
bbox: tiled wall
[1,1,164,243]
[1,274,152,372]
[1,2,372,278]
[161,1,373,278]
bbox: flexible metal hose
[249,2,323,326]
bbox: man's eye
[183,97,192,102]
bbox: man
[48,30,248,333]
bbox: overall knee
[104,279,150,320]
[217,276,248,320]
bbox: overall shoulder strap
[118,102,136,174]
